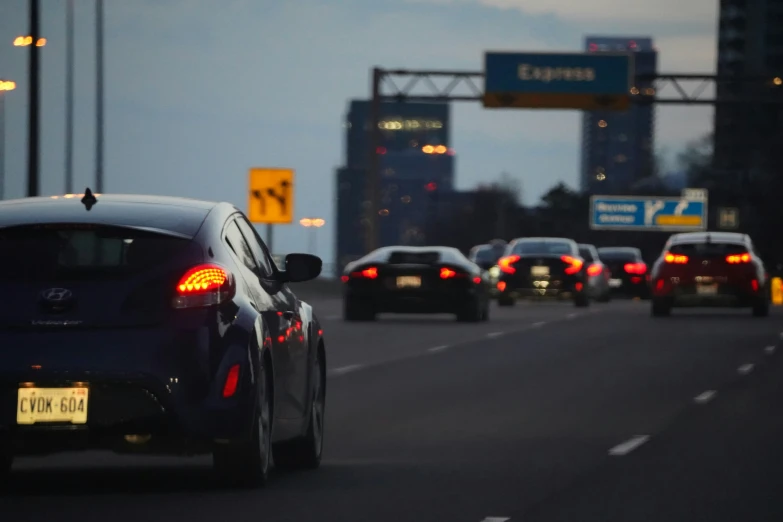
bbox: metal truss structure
[362,68,783,252]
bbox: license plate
[696,284,718,296]
[396,276,421,289]
[17,387,89,425]
[609,278,622,287]
[531,266,549,277]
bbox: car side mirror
[283,253,322,283]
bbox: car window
[512,241,573,255]
[598,248,641,261]
[224,221,258,274]
[669,242,747,256]
[473,247,498,263]
[578,247,595,262]
[234,215,274,276]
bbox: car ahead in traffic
[649,231,769,317]
[468,241,507,294]
[341,245,491,322]
[578,243,611,303]
[0,191,327,486]
[596,246,650,299]
[496,237,590,307]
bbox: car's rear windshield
[474,247,502,263]
[388,251,441,265]
[668,242,747,257]
[512,241,572,255]
[598,248,641,261]
[0,224,192,282]
[578,248,595,262]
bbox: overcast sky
[0,0,717,265]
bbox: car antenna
[81,188,98,211]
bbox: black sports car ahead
[0,192,326,487]
[341,246,491,322]
[496,237,590,307]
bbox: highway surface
[3,295,783,522]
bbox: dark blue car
[0,191,326,487]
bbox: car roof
[668,231,749,245]
[0,193,223,238]
[512,237,575,243]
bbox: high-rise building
[334,101,455,270]
[713,0,783,183]
[580,36,657,195]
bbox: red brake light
[173,263,234,309]
[586,264,602,277]
[624,262,647,274]
[340,275,349,283]
[350,266,378,279]
[440,267,457,279]
[726,252,751,264]
[664,252,688,264]
[223,364,240,398]
[498,255,520,274]
[473,276,481,284]
[561,255,583,275]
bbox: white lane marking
[566,313,579,319]
[487,331,504,338]
[531,321,546,328]
[694,390,717,404]
[738,363,754,375]
[608,435,650,456]
[480,518,510,522]
[325,314,340,320]
[765,345,776,355]
[427,345,449,353]
[328,364,363,376]
[779,332,783,340]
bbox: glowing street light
[299,217,325,254]
[299,218,325,228]
[0,79,15,200]
[14,36,46,47]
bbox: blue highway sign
[483,51,633,110]
[590,195,708,231]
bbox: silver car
[578,243,611,302]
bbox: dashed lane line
[738,363,754,375]
[608,435,650,456]
[694,390,717,404]
[427,345,449,353]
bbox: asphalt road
[3,297,783,522]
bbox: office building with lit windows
[580,36,657,195]
[713,0,783,182]
[334,100,455,270]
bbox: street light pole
[0,90,5,200]
[65,0,75,193]
[95,0,105,192]
[27,0,41,197]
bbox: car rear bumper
[498,274,583,300]
[658,285,763,307]
[346,288,480,314]
[0,328,254,456]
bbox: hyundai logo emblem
[702,260,709,265]
[41,288,73,302]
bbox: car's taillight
[726,252,751,264]
[172,263,234,309]
[624,262,647,274]
[561,255,583,275]
[440,267,466,279]
[498,255,520,274]
[664,252,688,264]
[350,266,378,279]
[223,364,240,398]
[586,264,602,277]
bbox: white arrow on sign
[644,200,665,225]
[673,199,689,216]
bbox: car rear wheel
[273,345,325,470]
[752,299,769,317]
[497,294,515,307]
[651,299,671,317]
[213,365,272,487]
[344,299,376,321]
[457,298,483,322]
[574,292,590,307]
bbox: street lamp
[299,218,326,255]
[0,80,16,200]
[13,36,46,47]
